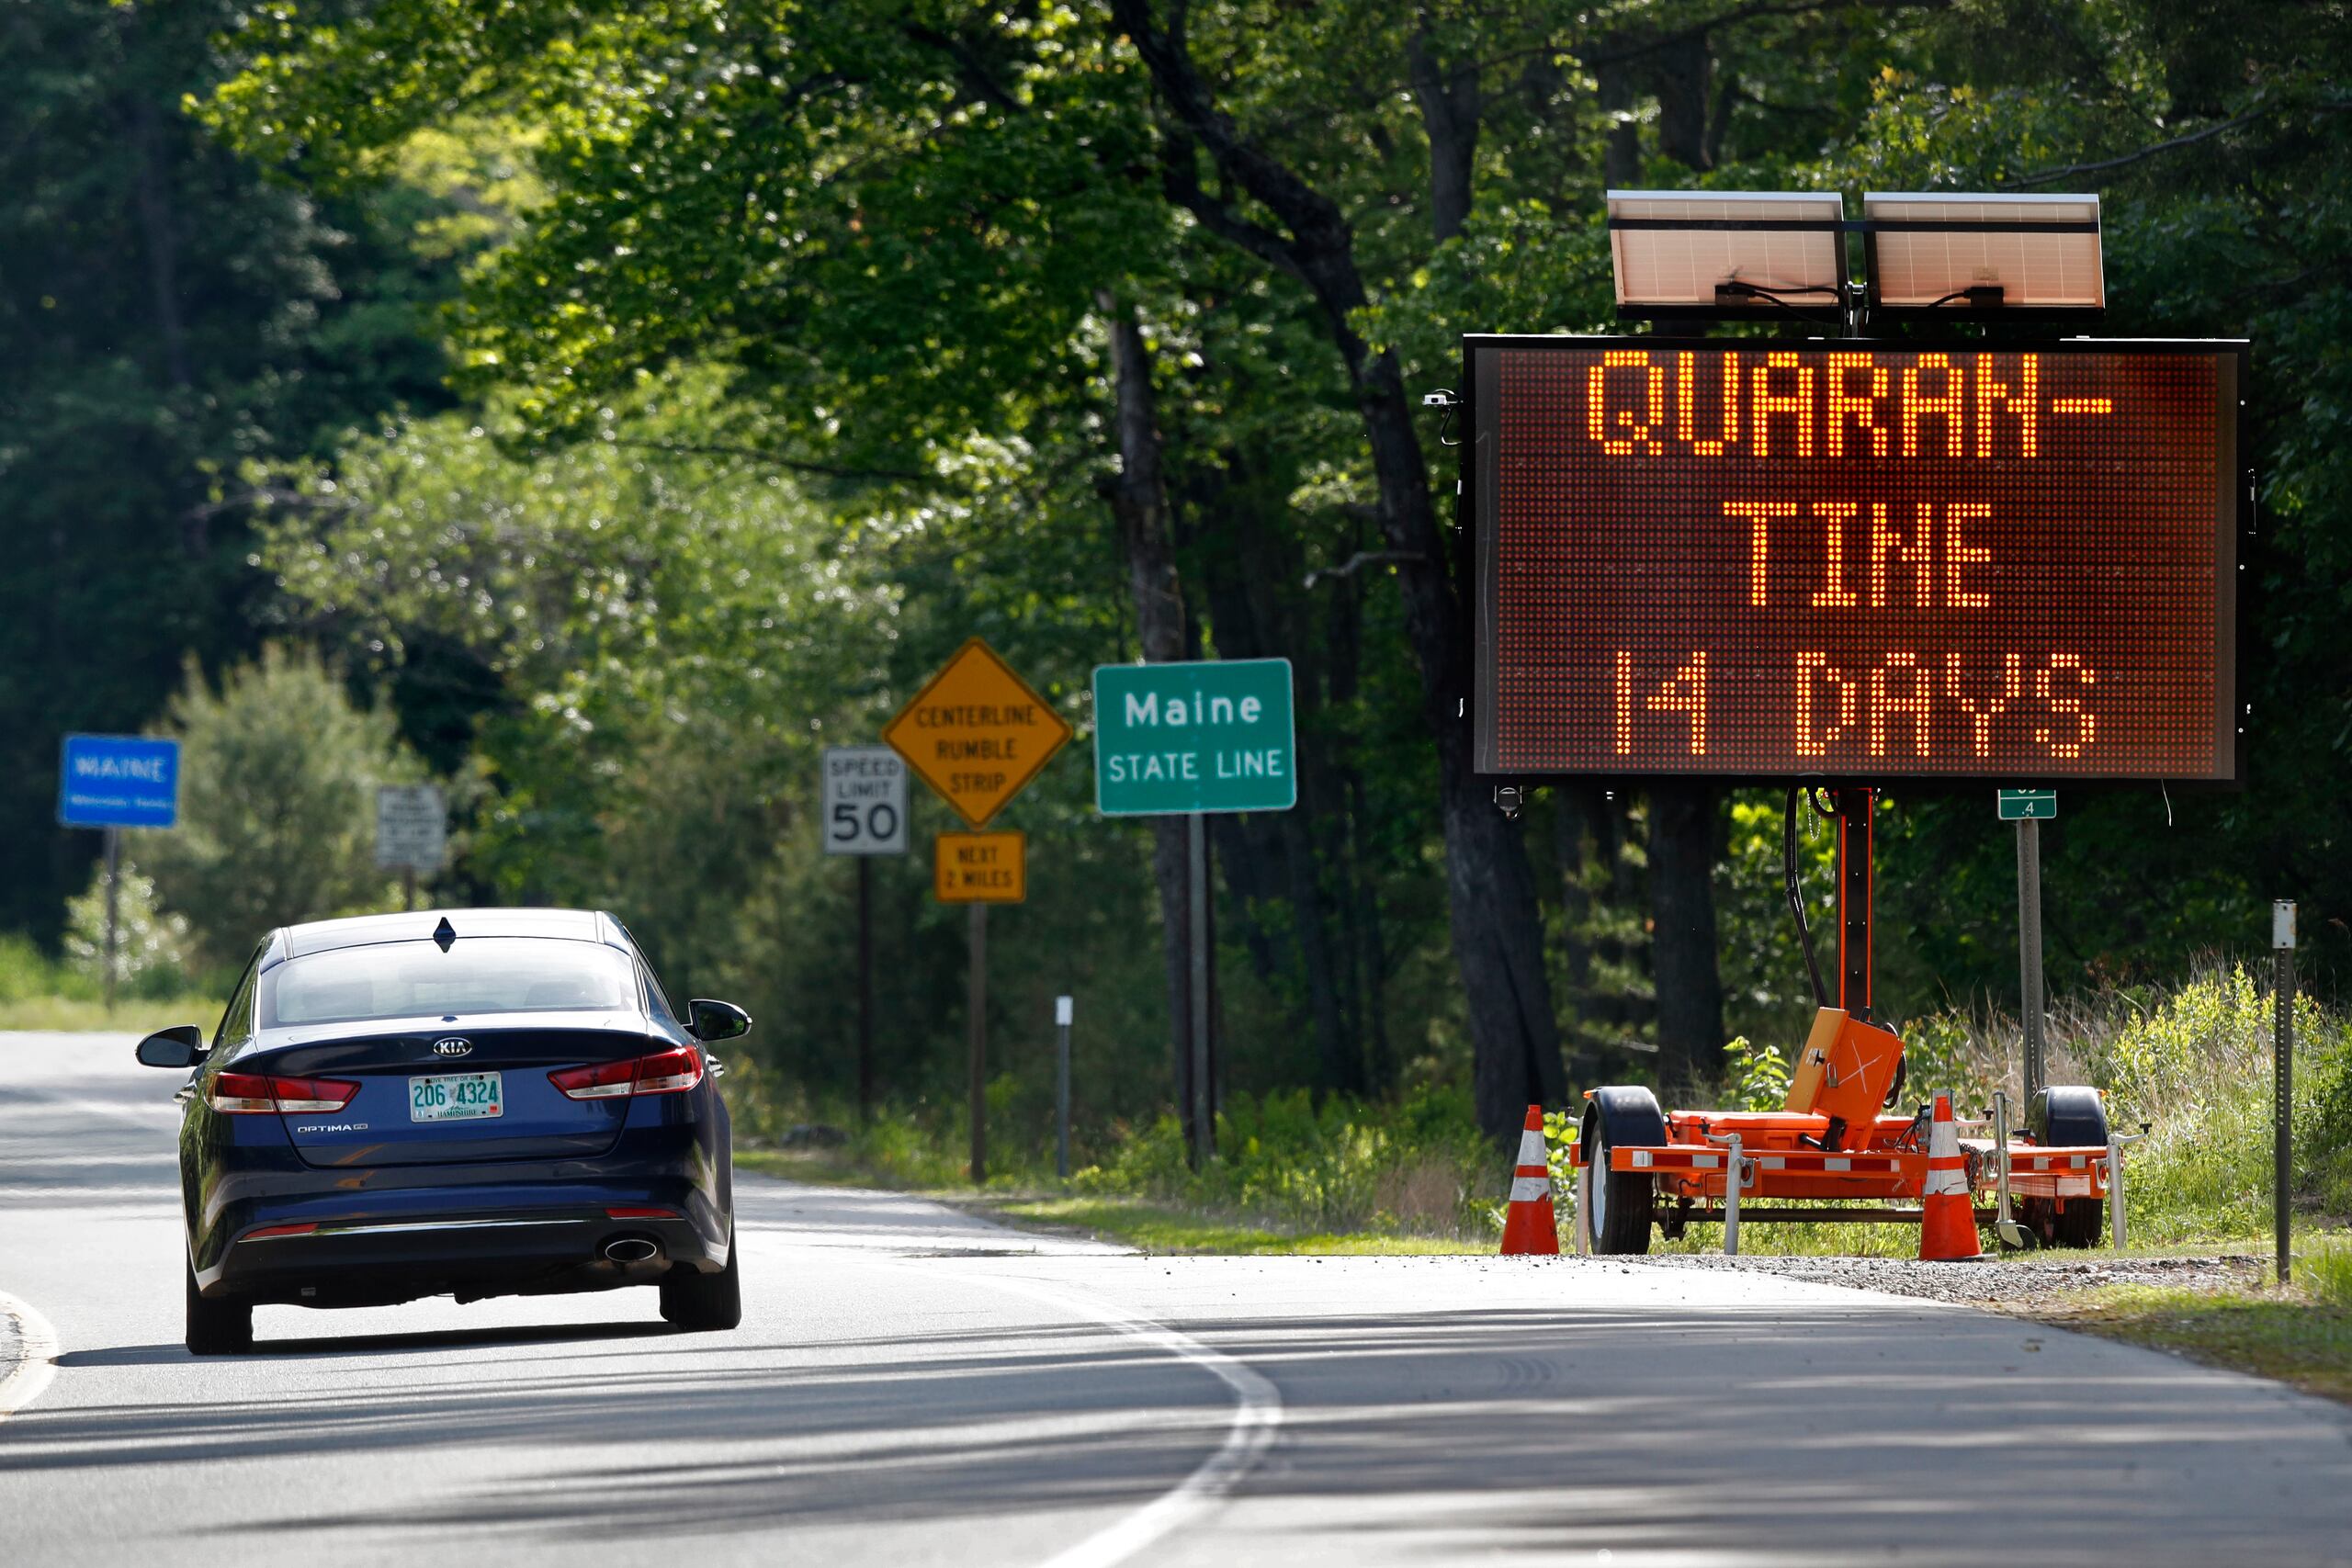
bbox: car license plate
[409,1071,503,1122]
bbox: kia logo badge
[431,1037,473,1058]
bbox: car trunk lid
[250,1017,657,1168]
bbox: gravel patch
[1634,1251,2265,1307]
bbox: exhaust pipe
[602,1237,659,1264]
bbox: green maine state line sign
[1091,659,1296,816]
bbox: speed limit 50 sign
[822,747,910,856]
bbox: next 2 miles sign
[1092,660,1296,816]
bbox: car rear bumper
[206,1201,728,1306]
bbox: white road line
[0,1290,60,1420]
[959,1273,1283,1568]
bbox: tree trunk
[1193,466,1360,1098]
[1554,784,1595,1003]
[1099,294,1202,1139]
[1649,33,1714,171]
[1114,0,1565,1142]
[1407,28,1480,241]
[1647,781,1724,1092]
[1595,54,1643,189]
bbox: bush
[62,858,191,999]
[138,647,419,967]
[2071,965,2351,1244]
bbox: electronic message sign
[1465,338,2245,782]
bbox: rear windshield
[261,938,638,1028]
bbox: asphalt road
[4,1032,2349,1566]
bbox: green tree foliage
[62,0,2346,1132]
[268,388,896,962]
[0,0,465,943]
[137,647,414,967]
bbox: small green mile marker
[1092,659,1296,816]
[1997,788,2057,821]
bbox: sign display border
[374,783,449,874]
[820,745,911,857]
[884,637,1073,829]
[933,829,1027,904]
[1459,333,2252,788]
[1091,658,1299,817]
[57,733,183,830]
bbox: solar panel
[1863,192,2104,312]
[1607,190,1846,314]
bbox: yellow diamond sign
[884,638,1072,829]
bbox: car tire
[661,1224,741,1331]
[185,1260,252,1356]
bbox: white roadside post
[2275,900,2296,1285]
[2108,1134,2128,1251]
[1055,995,1075,1180]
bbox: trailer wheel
[1581,1089,1661,1256]
[2029,1086,2110,1250]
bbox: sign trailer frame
[1454,333,2241,1257]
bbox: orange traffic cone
[1918,1092,1982,1260]
[1499,1104,1560,1256]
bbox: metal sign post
[2001,791,2056,1101]
[2275,899,2296,1285]
[58,735,183,1011]
[101,828,120,1011]
[933,831,1027,1184]
[823,747,910,1125]
[1188,812,1211,1170]
[1092,659,1296,1167]
[856,859,874,1123]
[888,643,1070,1187]
[968,904,988,1183]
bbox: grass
[2019,1234,2352,1403]
[0,932,220,1035]
[2035,1282,2352,1403]
[735,1147,1486,1254]
[973,1196,1479,1255]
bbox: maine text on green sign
[1092,659,1296,815]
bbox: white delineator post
[2108,1134,2128,1251]
[1723,1134,1744,1256]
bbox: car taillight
[272,1077,361,1113]
[207,1073,359,1115]
[549,1044,704,1101]
[547,1059,637,1100]
[632,1046,703,1095]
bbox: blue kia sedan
[134,908,746,1354]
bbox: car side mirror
[686,998,751,1043]
[135,1024,206,1069]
